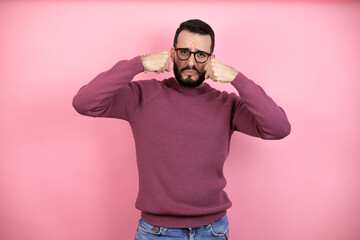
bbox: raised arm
[205,58,291,139]
[230,73,291,139]
[72,52,170,121]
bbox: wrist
[141,55,147,73]
[226,68,238,83]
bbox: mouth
[183,69,197,76]
[182,69,198,76]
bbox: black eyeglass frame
[175,48,212,63]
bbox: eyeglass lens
[176,49,209,63]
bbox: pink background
[1,0,360,240]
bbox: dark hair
[173,19,215,53]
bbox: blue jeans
[135,214,229,240]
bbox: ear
[170,48,175,63]
[211,54,216,59]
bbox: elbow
[72,95,84,114]
[259,120,291,140]
[72,94,92,116]
[267,110,292,140]
[275,121,291,139]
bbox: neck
[174,78,205,88]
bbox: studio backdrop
[0,0,359,240]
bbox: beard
[173,63,206,88]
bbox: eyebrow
[177,47,210,54]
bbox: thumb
[165,58,171,72]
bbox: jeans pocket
[207,215,229,238]
[137,218,162,235]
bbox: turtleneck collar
[163,77,212,96]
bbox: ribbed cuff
[230,71,251,91]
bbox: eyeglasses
[175,48,211,63]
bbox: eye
[179,49,189,55]
[197,52,207,58]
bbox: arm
[72,56,143,120]
[230,72,291,139]
[205,58,291,139]
[72,52,170,120]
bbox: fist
[204,58,238,83]
[142,51,170,74]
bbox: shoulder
[127,79,167,103]
[208,86,241,106]
[129,79,164,92]
[130,78,161,87]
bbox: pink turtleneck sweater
[72,56,291,228]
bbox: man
[73,19,291,240]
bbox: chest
[131,91,233,140]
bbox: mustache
[180,66,200,74]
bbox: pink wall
[1,1,359,240]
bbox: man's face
[171,30,212,88]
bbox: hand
[204,58,238,83]
[142,51,170,74]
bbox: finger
[165,57,170,72]
[204,68,209,78]
[205,67,211,79]
[204,61,212,79]
[204,58,212,71]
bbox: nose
[185,53,196,67]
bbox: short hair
[173,19,215,53]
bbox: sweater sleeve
[230,72,291,140]
[72,56,149,121]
